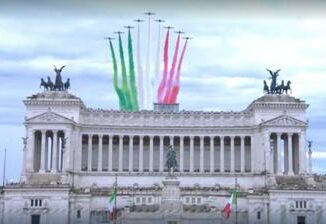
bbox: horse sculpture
[166,146,177,176]
[64,78,70,91]
[40,78,49,90]
[283,81,292,94]
[263,80,269,94]
[274,80,285,94]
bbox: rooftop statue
[166,145,177,176]
[264,69,291,95]
[40,65,70,92]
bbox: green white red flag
[108,188,117,220]
[223,190,237,218]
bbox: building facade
[1,90,325,224]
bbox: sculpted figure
[166,145,177,176]
[53,65,65,91]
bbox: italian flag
[108,188,117,220]
[223,190,237,218]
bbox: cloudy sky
[1,0,326,181]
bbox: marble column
[51,130,58,172]
[209,137,214,173]
[240,136,245,173]
[287,133,294,175]
[180,136,184,172]
[108,135,113,172]
[119,135,123,172]
[139,136,143,172]
[129,136,133,172]
[299,132,306,174]
[200,136,204,173]
[190,137,194,172]
[149,136,154,172]
[277,133,282,175]
[159,136,164,172]
[40,130,46,172]
[308,147,312,174]
[98,134,103,172]
[230,136,235,172]
[220,136,224,173]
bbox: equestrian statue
[263,69,291,95]
[40,65,71,91]
[166,145,177,176]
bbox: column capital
[240,135,245,140]
[149,135,154,139]
[276,132,282,138]
[200,136,204,140]
[129,135,134,140]
[41,130,47,135]
[219,135,224,139]
[189,136,194,140]
[287,132,293,137]
[179,135,184,139]
[139,135,144,139]
[88,134,93,138]
[98,134,103,138]
[230,136,235,140]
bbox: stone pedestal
[160,176,182,215]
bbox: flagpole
[2,148,6,187]
[114,173,117,224]
[235,174,238,224]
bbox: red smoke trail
[157,30,170,103]
[163,33,180,103]
[167,38,188,103]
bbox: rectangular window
[300,201,303,208]
[197,197,201,204]
[31,200,34,207]
[142,197,146,204]
[77,210,81,219]
[148,197,152,203]
[257,211,261,220]
[136,197,140,203]
[303,201,307,209]
[297,216,305,224]
[186,198,190,203]
[31,215,40,224]
[35,200,38,207]
[296,201,299,208]
[191,198,195,204]
[39,200,42,207]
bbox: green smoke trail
[109,39,127,110]
[118,33,132,111]
[128,29,139,111]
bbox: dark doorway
[31,214,40,224]
[297,216,305,224]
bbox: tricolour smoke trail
[145,13,153,109]
[167,38,188,104]
[157,30,170,103]
[108,39,127,110]
[135,20,144,110]
[127,29,139,111]
[163,33,180,103]
[154,20,163,104]
[118,33,132,111]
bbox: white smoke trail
[135,21,144,110]
[145,13,153,110]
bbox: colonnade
[79,135,252,173]
[32,130,66,173]
[268,132,305,175]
